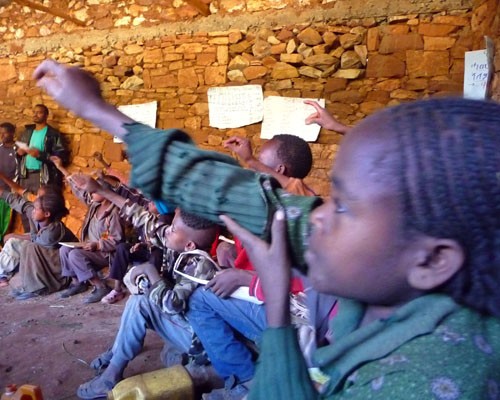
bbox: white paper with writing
[261,96,325,142]
[115,101,158,142]
[463,50,491,100]
[208,85,263,129]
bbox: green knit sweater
[249,294,500,399]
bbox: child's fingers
[269,209,287,253]
[33,59,62,80]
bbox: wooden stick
[13,0,86,26]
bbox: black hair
[35,104,49,116]
[179,209,217,250]
[369,97,500,317]
[273,134,313,179]
[37,192,69,221]
[39,183,64,197]
[0,122,15,134]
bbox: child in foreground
[222,97,500,399]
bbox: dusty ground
[0,275,165,400]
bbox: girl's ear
[184,241,197,252]
[407,238,465,290]
[44,211,52,219]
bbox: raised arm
[223,136,290,188]
[49,155,70,178]
[70,173,127,209]
[304,100,350,134]
[34,60,133,138]
[0,171,28,197]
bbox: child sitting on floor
[221,97,500,399]
[0,186,77,298]
[69,174,218,400]
[52,158,125,304]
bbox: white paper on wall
[261,96,325,142]
[208,85,264,129]
[463,50,491,100]
[115,101,158,143]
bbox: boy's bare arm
[33,60,133,138]
[304,100,350,134]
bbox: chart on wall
[114,101,158,143]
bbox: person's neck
[35,122,47,131]
[38,219,50,228]
[2,140,15,147]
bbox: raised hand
[304,100,349,134]
[70,173,102,193]
[220,210,291,327]
[33,60,133,137]
[223,136,254,163]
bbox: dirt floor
[0,274,165,400]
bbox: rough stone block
[423,37,456,51]
[366,54,405,78]
[280,53,303,64]
[205,66,227,85]
[297,27,323,46]
[406,50,449,78]
[243,66,268,80]
[418,23,458,37]
[379,33,424,54]
[178,68,199,88]
[0,64,17,82]
[271,62,299,79]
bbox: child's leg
[78,294,193,397]
[187,287,266,385]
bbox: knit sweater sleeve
[124,123,268,235]
[249,327,319,400]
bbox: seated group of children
[2,59,499,400]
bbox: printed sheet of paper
[261,96,325,142]
[115,101,158,142]
[208,85,263,129]
[463,50,491,99]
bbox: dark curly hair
[273,134,313,179]
[179,209,217,250]
[0,122,15,134]
[362,97,500,317]
[36,192,69,222]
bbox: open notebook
[173,250,263,305]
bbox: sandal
[76,375,115,400]
[100,289,126,304]
[90,348,113,373]
[0,277,9,288]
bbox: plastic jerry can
[107,365,194,400]
[1,384,44,400]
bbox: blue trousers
[110,294,193,369]
[187,287,266,384]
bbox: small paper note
[463,50,491,100]
[261,96,325,142]
[208,85,264,129]
[115,101,158,142]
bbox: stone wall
[0,0,489,233]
